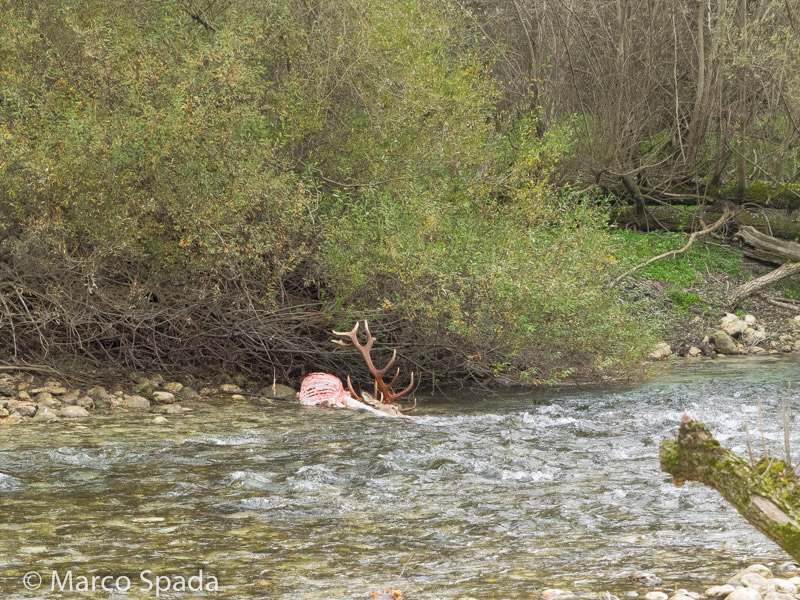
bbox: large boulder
[708,329,739,354]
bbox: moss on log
[660,416,800,560]
[611,206,800,241]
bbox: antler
[332,321,415,405]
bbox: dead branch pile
[0,251,480,386]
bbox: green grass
[611,229,742,287]
[667,289,706,313]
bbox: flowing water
[2,357,800,599]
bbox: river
[1,356,799,599]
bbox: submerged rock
[151,391,175,404]
[630,573,662,586]
[644,592,668,600]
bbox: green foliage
[0,0,657,380]
[611,230,741,287]
[667,289,706,314]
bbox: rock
[724,588,762,600]
[152,416,168,424]
[749,346,766,354]
[600,593,619,600]
[58,406,90,418]
[541,590,574,599]
[740,574,768,589]
[759,580,796,595]
[0,382,15,396]
[782,344,793,352]
[13,403,38,417]
[133,381,154,397]
[232,374,248,388]
[263,384,297,399]
[0,408,8,418]
[162,381,183,393]
[649,342,672,360]
[151,391,175,404]
[87,386,110,401]
[16,390,31,401]
[35,392,61,408]
[786,577,800,586]
[629,573,662,586]
[60,392,79,405]
[777,561,800,574]
[721,313,749,336]
[109,395,124,409]
[2,413,23,424]
[179,386,200,401]
[33,407,60,423]
[794,315,800,321]
[123,395,150,410]
[744,314,757,324]
[709,330,739,355]
[688,346,703,357]
[155,403,184,415]
[76,396,95,409]
[645,593,668,600]
[729,565,772,583]
[219,383,243,394]
[669,594,694,600]
[150,374,165,385]
[705,585,734,597]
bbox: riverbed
[1,356,799,599]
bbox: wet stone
[58,406,90,418]
[741,574,768,589]
[644,593,668,600]
[76,396,95,410]
[162,381,183,393]
[0,382,15,396]
[151,391,175,404]
[219,384,242,394]
[13,403,37,418]
[0,408,8,418]
[730,565,773,583]
[123,395,150,410]
[541,590,574,599]
[630,573,662,586]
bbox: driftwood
[660,415,800,561]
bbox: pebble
[645,592,668,600]
[152,416,168,424]
[220,383,243,394]
[58,406,90,418]
[158,403,184,415]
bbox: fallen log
[728,262,800,308]
[660,415,800,561]
[611,206,800,241]
[613,182,800,210]
[734,226,800,264]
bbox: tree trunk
[728,262,800,308]
[660,416,800,561]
